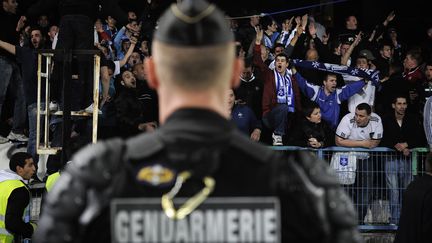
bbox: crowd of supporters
[0,0,431,175]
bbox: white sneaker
[49,101,59,112]
[84,103,102,115]
[0,135,9,144]
[7,132,29,142]
[272,133,283,146]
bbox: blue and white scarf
[275,70,295,112]
[292,59,381,87]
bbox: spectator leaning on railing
[335,103,383,223]
[381,95,427,224]
[288,101,334,148]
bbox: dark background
[213,0,432,49]
[19,0,432,49]
[123,0,431,49]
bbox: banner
[292,59,381,86]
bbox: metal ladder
[36,50,101,156]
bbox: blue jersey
[294,72,365,129]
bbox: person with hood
[0,152,36,242]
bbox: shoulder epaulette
[126,131,165,160]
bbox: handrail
[36,49,101,55]
[270,146,429,152]
[270,146,430,232]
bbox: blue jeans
[0,57,26,133]
[263,104,291,135]
[385,156,412,224]
[27,102,45,165]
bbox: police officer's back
[34,1,361,242]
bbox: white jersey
[342,74,375,113]
[336,112,383,140]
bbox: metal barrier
[28,147,430,234]
[271,146,430,232]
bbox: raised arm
[0,40,16,55]
[340,32,362,65]
[118,36,137,67]
[291,66,319,99]
[277,16,294,46]
[337,79,368,102]
[253,27,269,73]
[373,10,396,41]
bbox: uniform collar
[162,108,235,141]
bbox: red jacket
[403,66,424,84]
[253,44,302,116]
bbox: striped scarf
[274,70,295,112]
[292,59,381,87]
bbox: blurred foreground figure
[34,0,361,242]
[395,153,432,243]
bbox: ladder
[36,50,101,157]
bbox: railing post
[412,149,418,176]
[317,149,323,159]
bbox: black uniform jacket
[35,108,359,243]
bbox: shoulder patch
[135,163,176,187]
[349,118,355,124]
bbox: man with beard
[422,61,432,99]
[132,62,159,127]
[382,95,426,224]
[114,70,156,138]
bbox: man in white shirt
[335,102,383,224]
[342,55,376,113]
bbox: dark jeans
[385,156,412,224]
[0,57,26,134]
[262,104,292,135]
[27,102,45,164]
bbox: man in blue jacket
[291,67,367,129]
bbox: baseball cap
[358,49,375,60]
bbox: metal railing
[29,146,430,234]
[271,146,430,232]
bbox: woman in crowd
[288,101,334,148]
